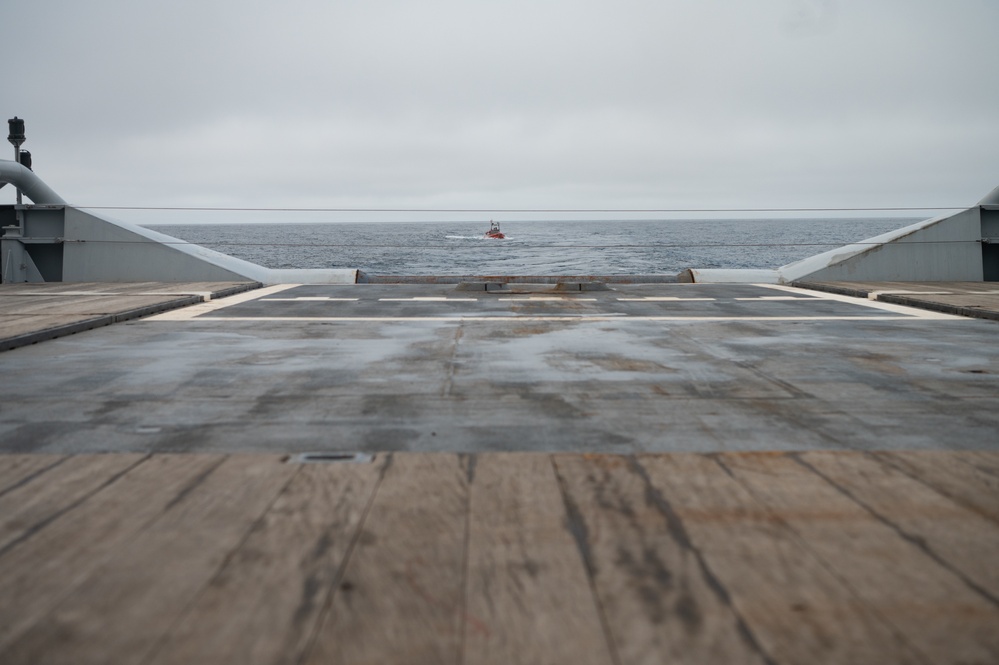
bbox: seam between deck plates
[140,463,305,665]
[869,452,999,528]
[296,452,393,665]
[710,454,935,665]
[789,453,999,610]
[549,455,623,665]
[457,453,475,665]
[0,456,69,499]
[0,454,151,560]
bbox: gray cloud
[4,0,997,220]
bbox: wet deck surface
[1,450,997,665]
[1,281,998,663]
[1,281,997,453]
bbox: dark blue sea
[149,218,916,276]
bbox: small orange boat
[485,220,505,239]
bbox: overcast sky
[3,0,998,222]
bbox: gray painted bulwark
[2,158,356,283]
[3,205,357,284]
[63,208,265,282]
[780,207,985,283]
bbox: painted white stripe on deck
[145,284,299,321]
[148,314,957,323]
[616,297,716,301]
[263,297,359,301]
[734,296,820,301]
[756,284,964,319]
[378,297,479,302]
[498,297,598,301]
[145,283,966,322]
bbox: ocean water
[150,218,916,276]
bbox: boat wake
[445,235,514,241]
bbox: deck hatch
[291,452,374,464]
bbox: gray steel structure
[0,159,354,284]
[779,185,999,283]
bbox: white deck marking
[616,297,716,301]
[734,296,820,301]
[145,284,299,321]
[263,297,359,301]
[157,315,957,323]
[756,284,964,319]
[378,297,479,302]
[497,297,598,301]
[143,283,967,322]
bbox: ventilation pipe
[0,159,66,205]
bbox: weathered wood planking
[873,451,999,525]
[0,453,145,553]
[960,451,999,478]
[0,294,184,316]
[462,453,614,665]
[551,454,770,665]
[145,458,383,665]
[0,313,107,338]
[0,282,255,347]
[1,450,997,665]
[0,455,227,651]
[305,453,470,665]
[643,453,928,664]
[0,282,250,297]
[801,451,999,600]
[0,454,65,495]
[2,455,294,665]
[717,452,999,665]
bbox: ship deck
[1,280,997,664]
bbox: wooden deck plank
[144,458,384,665]
[801,451,999,600]
[1,455,294,665]
[0,282,255,351]
[0,314,109,339]
[306,453,469,665]
[0,283,167,295]
[551,454,769,665]
[873,451,999,524]
[0,454,65,494]
[0,282,252,297]
[0,453,145,552]
[0,294,184,316]
[959,451,999,477]
[1,450,996,663]
[0,454,226,652]
[462,453,614,665]
[638,453,927,665]
[717,452,999,665]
